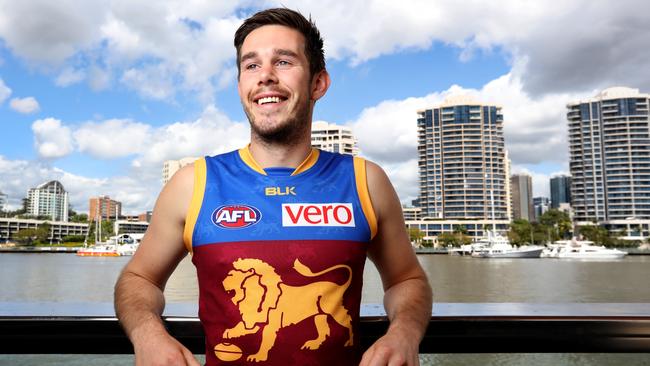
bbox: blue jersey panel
[191,149,372,247]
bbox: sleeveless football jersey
[183,146,377,365]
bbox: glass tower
[550,175,572,209]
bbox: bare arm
[361,161,433,366]
[114,164,200,366]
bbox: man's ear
[311,69,331,102]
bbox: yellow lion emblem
[221,258,354,362]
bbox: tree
[70,213,89,223]
[36,222,52,244]
[14,229,39,246]
[408,227,425,246]
[539,209,572,240]
[578,225,611,246]
[438,232,459,247]
[508,219,533,245]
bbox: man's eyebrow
[274,48,299,58]
[240,51,258,64]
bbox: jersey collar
[238,145,320,176]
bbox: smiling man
[115,8,432,366]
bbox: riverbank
[0,244,81,253]
[413,246,650,255]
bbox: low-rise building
[114,220,149,235]
[0,217,88,243]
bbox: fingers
[360,343,417,366]
[181,346,202,366]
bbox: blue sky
[0,0,648,214]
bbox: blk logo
[265,186,296,196]
[212,205,262,229]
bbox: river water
[1,253,649,365]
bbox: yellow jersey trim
[183,158,207,252]
[353,157,378,239]
[238,146,320,176]
[238,146,267,175]
[291,148,319,176]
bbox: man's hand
[359,326,420,366]
[133,330,201,366]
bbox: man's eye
[245,63,259,70]
[277,60,290,66]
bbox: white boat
[114,234,142,256]
[448,242,488,256]
[543,239,627,259]
[471,231,544,258]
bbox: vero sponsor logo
[212,205,262,229]
[282,203,355,227]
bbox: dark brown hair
[234,8,326,78]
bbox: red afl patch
[211,205,262,229]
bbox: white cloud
[0,0,108,64]
[9,97,40,114]
[132,105,249,172]
[0,155,155,214]
[0,78,11,104]
[31,118,74,159]
[121,65,175,100]
[88,66,111,91]
[3,106,246,213]
[74,119,152,159]
[2,0,647,102]
[55,67,86,87]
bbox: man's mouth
[255,95,287,105]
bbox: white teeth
[257,96,281,105]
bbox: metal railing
[1,302,649,354]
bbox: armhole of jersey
[183,157,207,253]
[353,157,378,239]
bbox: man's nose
[258,63,278,85]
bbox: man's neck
[248,137,313,169]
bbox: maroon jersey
[183,147,377,365]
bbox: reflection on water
[1,253,650,303]
[2,253,650,365]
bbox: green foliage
[70,214,89,223]
[438,230,471,247]
[578,225,612,246]
[510,209,573,244]
[13,229,39,246]
[408,227,425,245]
[508,219,533,245]
[539,209,572,240]
[87,219,115,243]
[62,235,86,243]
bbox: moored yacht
[470,231,544,258]
[543,239,627,259]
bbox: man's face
[237,25,315,144]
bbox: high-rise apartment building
[511,174,534,221]
[26,180,69,222]
[568,87,650,223]
[162,157,198,185]
[89,196,122,222]
[417,95,509,221]
[311,121,359,156]
[550,175,572,209]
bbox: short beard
[245,98,311,146]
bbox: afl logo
[212,205,262,229]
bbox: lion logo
[221,258,354,362]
